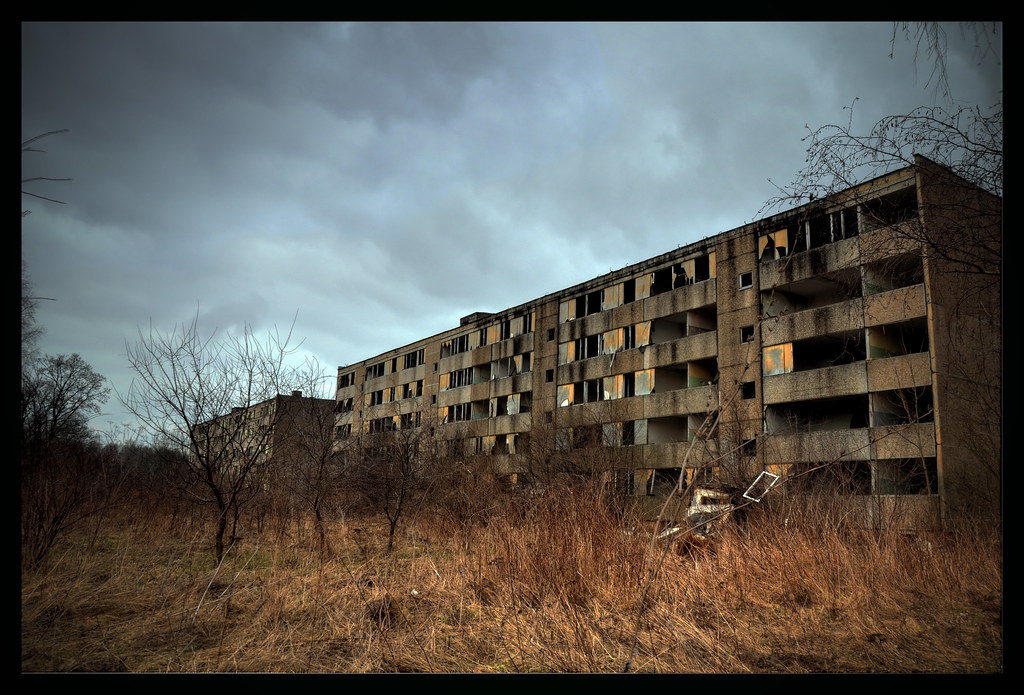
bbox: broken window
[557,383,573,408]
[334,424,351,440]
[366,362,385,379]
[402,349,424,370]
[439,403,472,423]
[740,325,755,343]
[650,267,673,296]
[572,334,600,361]
[559,299,576,323]
[634,274,652,301]
[634,321,651,348]
[738,271,753,290]
[507,393,524,415]
[399,412,421,429]
[490,396,509,418]
[603,374,626,400]
[558,341,575,365]
[647,468,683,496]
[602,283,623,311]
[335,397,354,414]
[762,343,794,376]
[673,260,693,288]
[635,368,654,396]
[338,372,355,389]
[441,334,472,358]
[758,229,789,261]
[602,327,623,355]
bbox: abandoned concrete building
[333,156,1001,530]
[192,391,335,475]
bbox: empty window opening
[867,319,929,359]
[686,306,717,336]
[399,412,422,429]
[860,187,918,233]
[862,254,925,295]
[765,395,870,435]
[740,325,755,343]
[761,267,862,318]
[759,229,790,261]
[688,413,718,441]
[366,362,385,379]
[545,368,554,383]
[789,461,872,495]
[651,267,673,296]
[646,468,683,496]
[547,328,555,341]
[738,271,753,290]
[871,387,934,426]
[807,207,858,249]
[874,458,937,495]
[403,348,425,370]
[647,416,688,444]
[440,334,472,358]
[788,331,866,372]
[741,381,756,399]
[338,372,355,389]
[741,438,757,456]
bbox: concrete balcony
[643,384,719,418]
[761,429,872,463]
[486,413,532,436]
[644,330,718,367]
[763,362,868,404]
[866,352,932,391]
[643,278,717,321]
[640,439,721,469]
[870,423,936,459]
[863,284,926,326]
[759,237,861,289]
[761,299,864,345]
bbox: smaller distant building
[190,391,335,481]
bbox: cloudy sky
[21,22,1002,437]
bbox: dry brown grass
[21,488,1002,673]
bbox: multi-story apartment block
[334,157,1001,530]
[192,391,336,479]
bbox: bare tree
[20,347,118,568]
[345,421,442,553]
[269,364,344,558]
[122,312,311,562]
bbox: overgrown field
[22,486,1002,673]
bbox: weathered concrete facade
[334,157,1001,530]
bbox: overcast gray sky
[21,22,1002,438]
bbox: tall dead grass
[21,484,1001,673]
